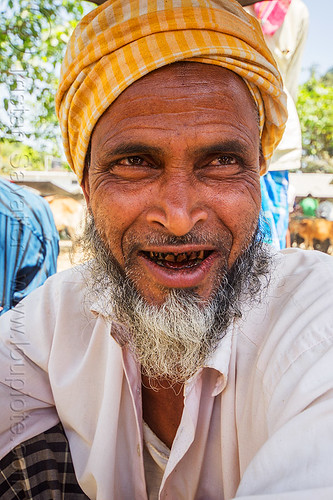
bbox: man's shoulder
[238,248,333,399]
[241,247,333,356]
[278,245,333,263]
[0,263,101,357]
[275,247,333,286]
[259,248,332,363]
[0,263,92,321]
[266,247,333,318]
[34,262,87,285]
[33,263,91,301]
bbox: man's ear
[81,170,90,207]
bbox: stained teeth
[165,253,176,262]
[147,250,208,263]
[175,253,186,262]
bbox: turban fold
[56,0,287,184]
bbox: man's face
[82,63,262,305]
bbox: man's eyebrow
[193,140,254,157]
[99,143,163,160]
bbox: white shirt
[1,248,333,499]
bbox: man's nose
[146,178,208,236]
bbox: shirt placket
[122,345,149,499]
[159,372,203,499]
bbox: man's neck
[141,375,184,449]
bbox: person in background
[316,200,333,221]
[0,178,59,315]
[246,0,309,249]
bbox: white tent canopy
[289,173,333,199]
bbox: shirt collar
[205,327,233,396]
[183,323,234,398]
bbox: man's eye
[119,156,149,166]
[210,155,237,166]
[106,155,158,180]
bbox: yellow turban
[56,0,287,184]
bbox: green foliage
[321,68,333,87]
[0,0,92,144]
[297,69,333,172]
[0,139,68,175]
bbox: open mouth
[141,250,212,269]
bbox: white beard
[109,286,225,383]
[76,210,271,383]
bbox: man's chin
[129,278,221,309]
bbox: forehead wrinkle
[100,105,259,133]
[108,92,256,118]
[101,101,260,142]
[104,64,258,115]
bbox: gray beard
[75,211,272,384]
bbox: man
[0,1,333,499]
[0,178,59,315]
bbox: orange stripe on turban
[56,0,287,184]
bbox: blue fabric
[0,178,59,315]
[260,170,289,250]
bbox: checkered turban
[56,0,287,184]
